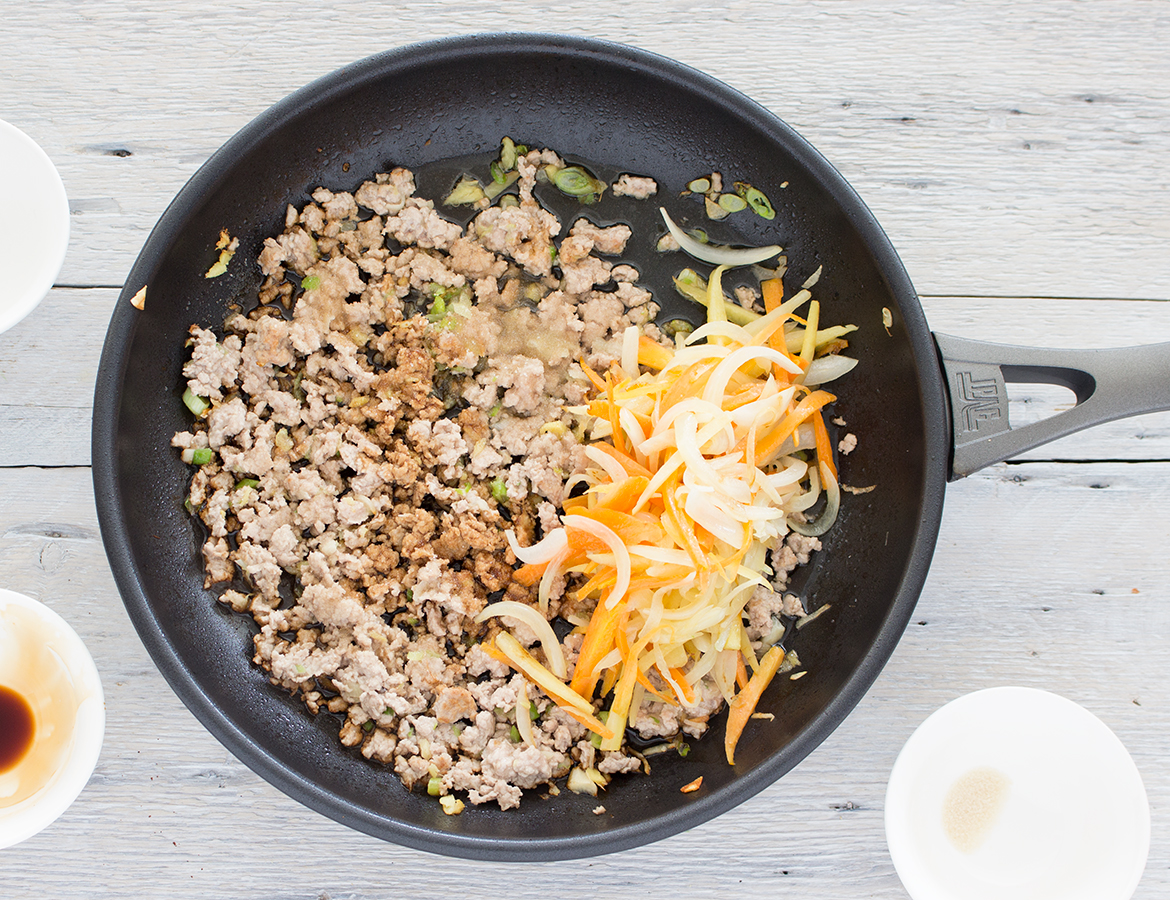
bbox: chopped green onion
[497,193,520,209]
[362,720,375,733]
[484,169,519,200]
[490,476,508,503]
[428,295,446,320]
[509,725,521,743]
[301,274,321,291]
[553,166,605,202]
[235,477,260,492]
[182,388,210,416]
[718,193,748,213]
[500,136,518,172]
[686,177,711,193]
[444,175,485,206]
[490,160,507,184]
[190,447,213,466]
[735,182,776,220]
[427,776,443,796]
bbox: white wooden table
[2,2,1168,897]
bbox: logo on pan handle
[955,371,1004,433]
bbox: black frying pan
[91,33,1167,861]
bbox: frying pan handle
[934,333,1170,479]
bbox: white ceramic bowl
[0,119,70,335]
[885,686,1149,900]
[0,589,104,849]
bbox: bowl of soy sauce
[0,590,104,849]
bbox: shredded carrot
[513,562,548,587]
[751,389,836,466]
[495,260,857,769]
[595,476,650,513]
[606,375,625,456]
[667,666,696,705]
[725,645,786,765]
[580,359,607,392]
[735,653,749,691]
[637,335,675,370]
[811,408,838,481]
[570,597,626,698]
[591,441,653,479]
[761,277,784,313]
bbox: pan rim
[91,32,950,860]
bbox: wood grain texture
[0,0,1167,297]
[1,1,1169,897]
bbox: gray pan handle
[934,333,1170,479]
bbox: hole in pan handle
[934,333,1170,479]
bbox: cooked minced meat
[176,147,827,811]
[175,149,675,810]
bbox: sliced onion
[538,546,570,614]
[789,462,841,537]
[803,354,857,386]
[620,324,640,377]
[702,345,803,407]
[506,526,568,565]
[564,514,631,609]
[584,445,628,483]
[659,208,783,267]
[476,600,568,678]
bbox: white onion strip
[506,527,568,565]
[563,514,631,609]
[476,601,568,679]
[660,208,782,267]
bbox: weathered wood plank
[0,0,1167,297]
[0,463,1166,898]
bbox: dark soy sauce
[0,684,35,773]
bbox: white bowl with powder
[0,589,104,849]
[885,686,1149,900]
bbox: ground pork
[175,145,831,813]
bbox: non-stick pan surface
[92,34,950,860]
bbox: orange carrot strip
[811,408,838,481]
[667,666,696,705]
[663,483,707,571]
[561,705,616,740]
[580,359,607,392]
[750,389,836,466]
[577,568,617,596]
[591,441,653,479]
[596,476,650,513]
[735,653,749,691]
[572,507,664,546]
[637,335,674,371]
[513,562,549,587]
[725,645,786,765]
[492,633,614,738]
[606,376,625,456]
[570,597,627,698]
[761,277,784,313]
